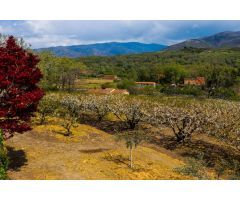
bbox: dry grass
[75,78,114,89]
[5,117,188,180]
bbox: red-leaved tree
[0,36,44,139]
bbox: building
[184,77,205,86]
[135,82,156,88]
[102,75,119,81]
[87,88,129,95]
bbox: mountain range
[35,42,167,57]
[35,31,240,57]
[167,31,240,50]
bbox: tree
[151,104,211,143]
[205,99,240,150]
[38,94,59,124]
[56,57,84,91]
[56,95,83,136]
[0,36,44,138]
[199,65,238,89]
[38,52,86,91]
[85,95,111,122]
[159,65,186,84]
[109,96,149,130]
[116,130,147,168]
[38,51,60,90]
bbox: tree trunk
[176,132,186,143]
[129,147,133,168]
[40,115,45,125]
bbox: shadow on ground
[150,134,240,169]
[6,146,28,171]
[79,148,110,153]
[81,117,129,134]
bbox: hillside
[77,48,240,81]
[35,42,167,57]
[168,31,240,50]
[5,117,187,180]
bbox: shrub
[101,82,116,89]
[0,129,8,180]
[210,87,239,100]
[116,79,135,90]
[162,85,204,97]
[174,154,209,179]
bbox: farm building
[135,81,156,88]
[184,77,205,86]
[87,88,129,95]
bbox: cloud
[1,20,240,48]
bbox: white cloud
[1,20,240,48]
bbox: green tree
[38,52,86,91]
[198,65,238,88]
[116,130,147,168]
[38,51,60,90]
[160,65,187,84]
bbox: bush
[174,155,209,179]
[116,79,135,90]
[210,87,239,100]
[162,85,204,97]
[0,130,8,180]
[101,82,116,89]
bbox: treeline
[38,48,240,99]
[37,52,86,91]
[77,48,240,86]
[75,48,240,99]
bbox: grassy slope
[74,78,115,89]
[5,118,187,180]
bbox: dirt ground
[5,122,187,180]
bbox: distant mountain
[35,42,167,57]
[168,31,240,50]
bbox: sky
[1,20,240,48]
